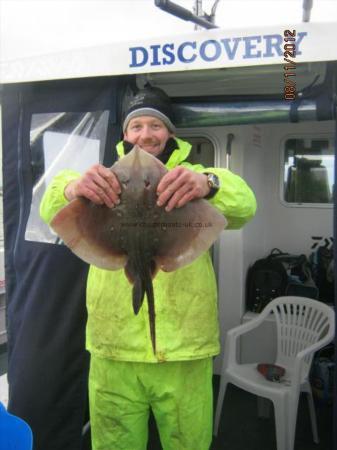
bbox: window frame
[279,133,335,209]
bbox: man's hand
[156,167,210,212]
[64,164,121,208]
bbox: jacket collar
[116,137,192,169]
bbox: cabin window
[283,137,334,205]
[26,111,109,243]
[179,136,215,167]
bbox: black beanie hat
[123,87,176,133]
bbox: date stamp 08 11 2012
[284,30,297,100]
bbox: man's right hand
[64,164,121,208]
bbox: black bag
[310,344,335,405]
[246,248,319,313]
[310,245,334,303]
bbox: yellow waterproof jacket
[40,138,256,362]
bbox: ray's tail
[129,264,156,354]
[144,272,156,354]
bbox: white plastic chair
[214,296,335,450]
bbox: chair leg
[305,386,319,443]
[287,394,301,450]
[213,376,228,436]
[273,399,288,450]
[257,396,272,418]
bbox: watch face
[208,173,220,189]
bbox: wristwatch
[204,172,220,199]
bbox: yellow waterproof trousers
[89,356,213,450]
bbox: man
[40,87,256,450]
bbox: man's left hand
[156,167,210,212]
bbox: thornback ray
[50,145,227,354]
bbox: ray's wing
[50,147,225,275]
[50,197,127,270]
[154,199,227,272]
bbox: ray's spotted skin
[51,146,227,353]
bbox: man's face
[124,116,173,157]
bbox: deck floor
[0,348,332,450]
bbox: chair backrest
[264,296,335,375]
